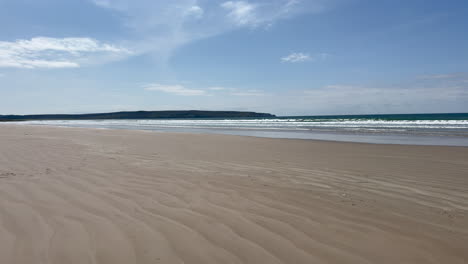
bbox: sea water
[9,113,468,146]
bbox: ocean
[9,113,468,146]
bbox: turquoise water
[8,113,468,146]
[285,113,468,121]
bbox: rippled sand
[0,125,467,264]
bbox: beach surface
[0,124,467,264]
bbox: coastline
[6,121,468,147]
[0,124,467,263]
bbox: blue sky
[1,0,467,116]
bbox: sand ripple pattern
[0,125,467,264]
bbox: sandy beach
[0,124,467,264]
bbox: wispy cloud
[220,0,324,28]
[281,52,330,63]
[281,52,311,63]
[221,1,258,26]
[89,0,332,61]
[144,83,268,97]
[0,37,130,69]
[0,1,337,70]
[144,83,206,96]
[185,5,204,19]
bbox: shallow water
[7,113,468,146]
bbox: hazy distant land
[0,110,275,121]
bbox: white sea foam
[6,117,468,146]
[14,118,468,130]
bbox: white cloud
[221,1,258,26]
[285,0,300,8]
[0,37,130,69]
[185,5,204,19]
[88,0,332,62]
[281,52,311,63]
[219,0,327,28]
[0,2,336,70]
[144,83,206,96]
[144,83,267,97]
[281,52,330,63]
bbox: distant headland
[0,110,276,121]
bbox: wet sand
[0,124,467,264]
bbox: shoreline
[4,123,468,147]
[0,125,467,263]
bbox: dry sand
[0,124,467,264]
